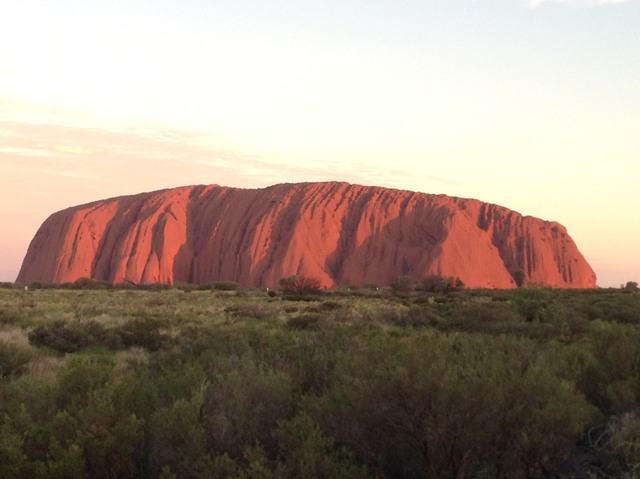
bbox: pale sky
[1,0,639,287]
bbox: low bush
[279,276,322,295]
[0,340,35,378]
[287,313,321,330]
[210,281,240,291]
[28,320,114,353]
[225,304,273,320]
[119,317,169,351]
[0,306,22,325]
[282,294,323,302]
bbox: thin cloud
[0,97,87,126]
[1,112,460,202]
[528,0,629,6]
[38,169,98,180]
[0,146,53,157]
[53,145,99,155]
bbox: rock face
[18,182,597,288]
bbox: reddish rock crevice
[17,182,597,288]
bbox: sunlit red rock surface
[17,182,597,288]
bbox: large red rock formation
[17,182,597,288]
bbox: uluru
[17,182,597,289]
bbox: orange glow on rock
[17,182,597,289]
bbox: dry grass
[24,355,65,379]
[115,347,149,370]
[0,326,31,346]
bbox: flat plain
[1,283,640,478]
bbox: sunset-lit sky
[1,0,639,287]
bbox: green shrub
[0,340,35,378]
[421,275,465,293]
[28,320,113,354]
[282,294,322,302]
[318,301,342,312]
[210,281,240,291]
[200,357,296,459]
[320,332,593,478]
[601,411,640,475]
[225,304,273,320]
[512,287,559,322]
[0,306,22,325]
[391,276,414,294]
[287,313,321,331]
[279,276,322,295]
[119,317,169,351]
